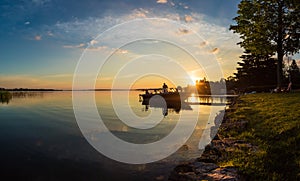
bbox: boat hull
[140,92,181,103]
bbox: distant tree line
[189,78,227,95]
[0,88,62,91]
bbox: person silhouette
[162,83,168,93]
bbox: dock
[185,95,238,105]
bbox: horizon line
[1,87,182,91]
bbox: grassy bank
[219,92,300,180]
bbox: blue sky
[0,0,248,89]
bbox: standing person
[162,83,168,93]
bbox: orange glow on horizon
[130,76,176,89]
[96,75,178,89]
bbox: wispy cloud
[156,0,168,4]
[184,15,193,22]
[129,8,149,18]
[165,13,180,21]
[63,40,126,54]
[32,0,51,6]
[115,49,129,54]
[42,74,73,78]
[63,43,85,49]
[89,39,98,46]
[199,41,208,47]
[211,47,219,54]
[43,8,242,79]
[47,31,54,36]
[118,73,138,79]
[177,28,190,35]
[98,76,113,81]
[35,35,42,41]
[86,46,108,51]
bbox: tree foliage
[228,50,277,92]
[289,59,300,86]
[230,0,300,87]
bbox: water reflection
[141,96,192,116]
[0,91,48,105]
[0,91,12,104]
[0,91,224,180]
[187,95,236,105]
[11,91,44,98]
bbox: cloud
[32,0,50,6]
[35,35,42,40]
[42,74,73,78]
[118,73,138,79]
[63,43,85,49]
[63,44,117,52]
[50,9,199,43]
[47,31,54,36]
[184,15,193,22]
[156,0,167,4]
[134,12,146,18]
[130,8,148,18]
[177,28,190,35]
[98,76,113,81]
[115,49,129,54]
[90,39,98,46]
[44,8,242,78]
[165,13,180,21]
[199,41,208,47]
[86,46,108,51]
[140,40,161,44]
[211,48,219,54]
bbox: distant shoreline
[1,88,147,92]
[1,88,63,91]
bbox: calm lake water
[0,91,224,181]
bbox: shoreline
[168,97,243,181]
[169,92,300,180]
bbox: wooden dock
[138,88,238,106]
[185,95,238,105]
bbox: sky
[0,0,260,89]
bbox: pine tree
[289,59,300,86]
[234,50,277,91]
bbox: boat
[139,89,192,116]
[139,88,186,103]
[139,89,238,106]
[140,91,181,102]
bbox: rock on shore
[169,107,250,181]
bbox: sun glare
[189,76,201,85]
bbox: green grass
[219,92,300,180]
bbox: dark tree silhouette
[230,0,300,88]
[289,59,300,87]
[232,50,277,92]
